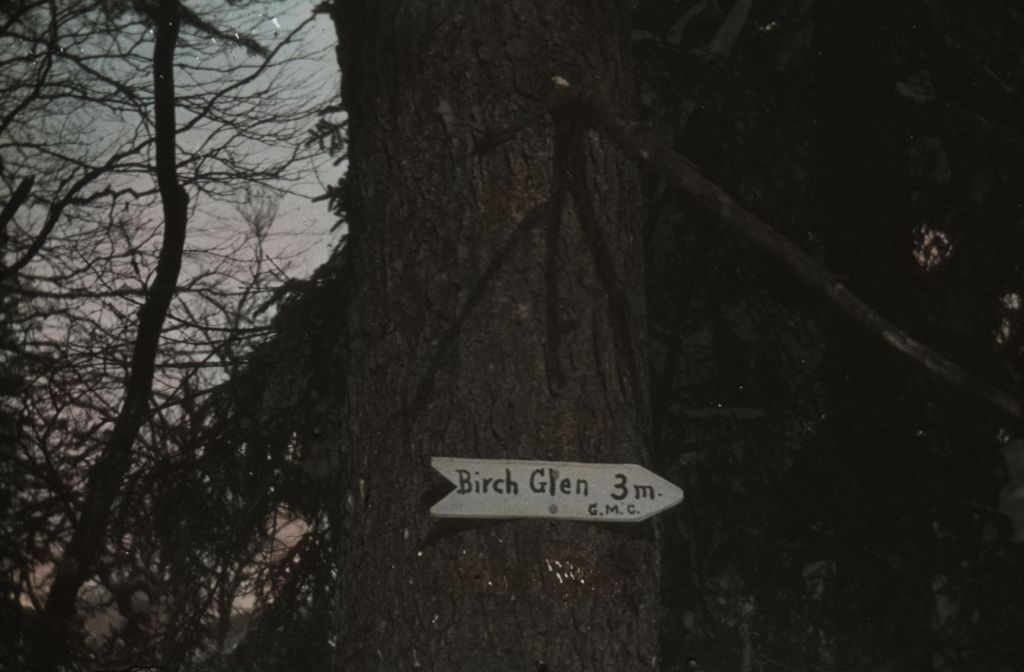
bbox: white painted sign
[430,457,683,522]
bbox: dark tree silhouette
[1,0,328,668]
[326,1,658,669]
[5,0,1024,670]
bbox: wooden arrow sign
[430,457,683,522]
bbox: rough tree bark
[330,2,659,669]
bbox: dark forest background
[2,1,1024,670]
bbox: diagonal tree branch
[477,81,1024,422]
[573,88,1023,421]
[478,80,1022,420]
[0,175,34,234]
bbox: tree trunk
[331,2,658,669]
[31,2,188,668]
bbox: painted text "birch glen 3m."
[430,457,684,522]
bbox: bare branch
[33,2,189,668]
[0,175,34,232]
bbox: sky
[8,1,345,279]
[12,0,343,623]
[213,0,344,275]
